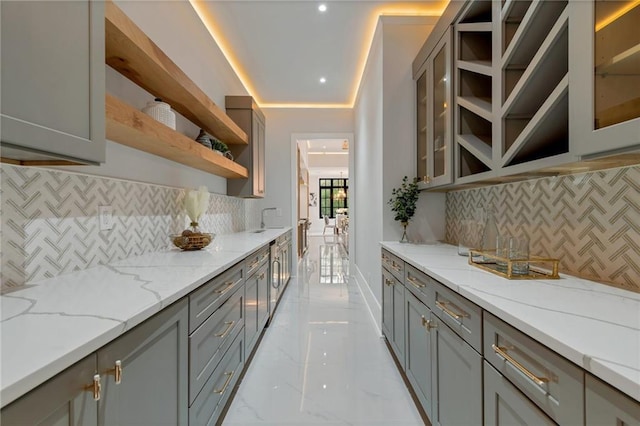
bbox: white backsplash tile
[1,164,254,289]
[446,166,640,293]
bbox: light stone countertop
[380,241,640,403]
[0,228,290,408]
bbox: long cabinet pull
[214,281,236,295]
[86,374,101,401]
[114,360,123,384]
[407,275,425,288]
[213,371,235,394]
[384,278,395,286]
[435,300,466,321]
[390,261,402,272]
[420,315,436,331]
[248,260,260,270]
[492,344,549,386]
[215,321,235,338]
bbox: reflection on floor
[223,237,423,425]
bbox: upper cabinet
[0,0,105,165]
[226,96,266,198]
[571,0,640,157]
[416,28,454,190]
[414,0,640,190]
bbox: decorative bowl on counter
[171,231,214,251]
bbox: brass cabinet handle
[384,278,395,286]
[86,374,101,401]
[421,315,436,331]
[215,281,235,295]
[214,371,235,394]
[215,321,235,338]
[248,260,259,270]
[492,344,549,386]
[435,300,466,321]
[407,275,425,288]
[422,175,431,184]
[391,261,402,272]
[113,360,123,385]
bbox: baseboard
[353,264,382,336]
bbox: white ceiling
[192,1,447,107]
[306,138,348,153]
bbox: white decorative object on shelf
[141,98,176,130]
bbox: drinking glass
[509,236,529,275]
[496,235,510,272]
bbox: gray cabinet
[484,361,554,426]
[245,262,269,356]
[1,355,98,426]
[404,290,434,419]
[585,374,640,426]
[381,267,395,340]
[381,265,404,367]
[0,0,105,164]
[226,96,266,198]
[431,313,482,425]
[98,299,189,426]
[570,0,640,158]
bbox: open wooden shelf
[104,0,247,146]
[106,94,249,179]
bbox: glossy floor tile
[223,237,423,425]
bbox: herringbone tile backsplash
[1,164,249,289]
[446,166,640,293]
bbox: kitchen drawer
[189,261,244,332]
[381,249,404,282]
[404,263,434,308]
[189,286,244,405]
[484,312,584,425]
[189,331,244,426]
[432,279,482,352]
[246,245,269,278]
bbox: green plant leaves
[387,176,420,223]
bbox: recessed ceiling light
[319,77,327,84]
[318,4,327,12]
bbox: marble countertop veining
[381,241,640,402]
[0,228,290,408]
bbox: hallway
[224,237,423,425]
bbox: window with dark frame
[319,178,348,219]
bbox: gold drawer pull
[214,371,235,394]
[492,344,549,386]
[248,260,259,269]
[215,281,235,294]
[215,321,235,338]
[391,261,402,272]
[435,300,466,321]
[384,278,395,286]
[407,275,425,288]
[112,360,123,384]
[421,315,436,331]
[86,374,101,401]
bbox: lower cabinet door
[256,263,270,331]
[391,278,405,368]
[431,316,482,425]
[484,361,554,426]
[381,268,395,340]
[1,354,98,426]
[585,374,640,426]
[97,299,189,426]
[245,270,259,355]
[405,290,434,420]
[189,331,245,426]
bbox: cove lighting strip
[189,0,446,109]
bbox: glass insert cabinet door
[415,27,452,189]
[572,0,640,156]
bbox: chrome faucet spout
[261,207,277,229]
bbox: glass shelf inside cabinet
[417,72,428,180]
[433,46,448,179]
[594,0,640,129]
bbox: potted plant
[387,176,420,243]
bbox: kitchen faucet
[261,207,277,229]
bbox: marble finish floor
[223,237,423,425]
